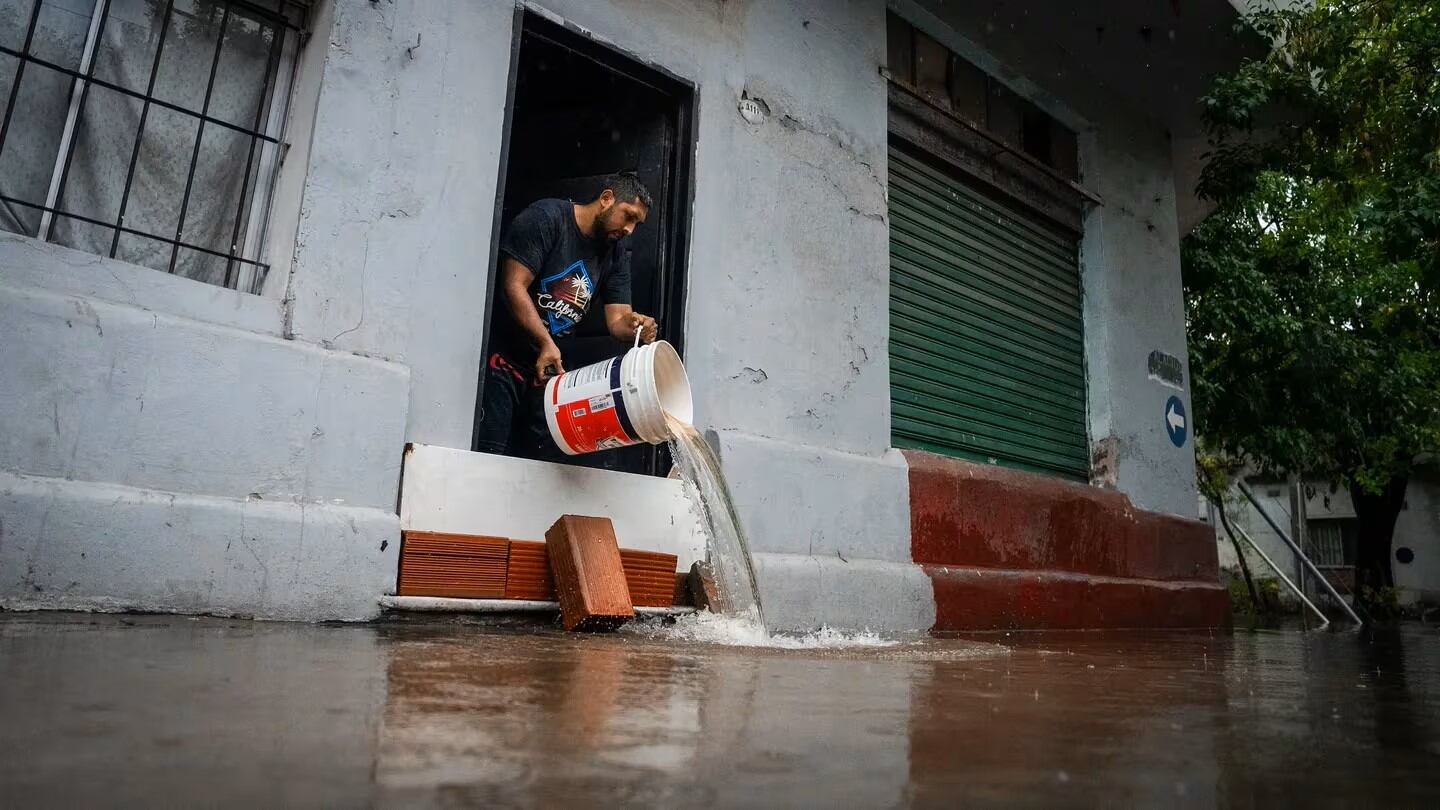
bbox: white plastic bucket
[543,340,693,455]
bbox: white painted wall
[502,0,927,631]
[1393,469,1440,602]
[899,0,1211,516]
[1,0,1230,626]
[283,0,511,450]
[1212,483,1308,608]
[1298,474,1440,605]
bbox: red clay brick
[505,541,678,607]
[396,531,509,599]
[545,516,634,631]
[503,540,555,601]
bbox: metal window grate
[0,0,308,293]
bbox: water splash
[627,610,902,650]
[665,416,765,627]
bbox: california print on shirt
[535,260,594,335]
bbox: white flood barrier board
[399,444,706,570]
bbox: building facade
[1,0,1249,630]
[1212,471,1440,610]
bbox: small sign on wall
[1148,350,1184,388]
[1165,396,1188,447]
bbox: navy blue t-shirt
[494,198,631,365]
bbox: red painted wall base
[927,567,1230,631]
[906,451,1231,631]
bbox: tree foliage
[1185,0,1440,597]
[1186,0,1440,486]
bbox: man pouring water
[476,172,659,458]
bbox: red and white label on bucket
[548,358,638,455]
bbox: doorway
[473,12,697,476]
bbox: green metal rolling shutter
[888,141,1089,480]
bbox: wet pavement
[3,613,1440,807]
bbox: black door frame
[471,9,699,470]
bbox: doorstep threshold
[379,594,697,617]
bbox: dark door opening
[473,12,696,476]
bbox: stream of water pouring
[665,415,765,628]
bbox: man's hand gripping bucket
[543,334,693,455]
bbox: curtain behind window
[1,0,280,287]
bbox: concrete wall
[1301,475,1440,604]
[502,0,927,632]
[385,0,1202,627]
[0,233,406,619]
[1209,483,1307,608]
[898,0,1200,517]
[1301,475,1440,605]
[282,0,507,450]
[2,0,1212,627]
[0,0,920,629]
[1393,470,1440,602]
[0,0,500,619]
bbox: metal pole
[1238,481,1364,625]
[1225,512,1329,629]
[1288,475,1309,596]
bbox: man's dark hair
[600,171,653,210]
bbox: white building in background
[3,0,1255,630]
[1209,470,1440,608]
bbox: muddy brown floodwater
[3,612,1440,807]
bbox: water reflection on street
[3,613,1439,806]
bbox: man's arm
[604,303,657,345]
[500,256,564,380]
[599,247,656,345]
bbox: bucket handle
[633,324,643,349]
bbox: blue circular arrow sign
[1165,396,1187,447]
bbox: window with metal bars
[0,0,307,294]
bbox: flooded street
[3,613,1439,807]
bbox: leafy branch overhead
[1185,0,1440,493]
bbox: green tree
[1184,0,1440,608]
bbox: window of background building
[1307,518,1358,568]
[0,0,307,294]
[885,11,1078,180]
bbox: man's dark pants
[474,353,562,460]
